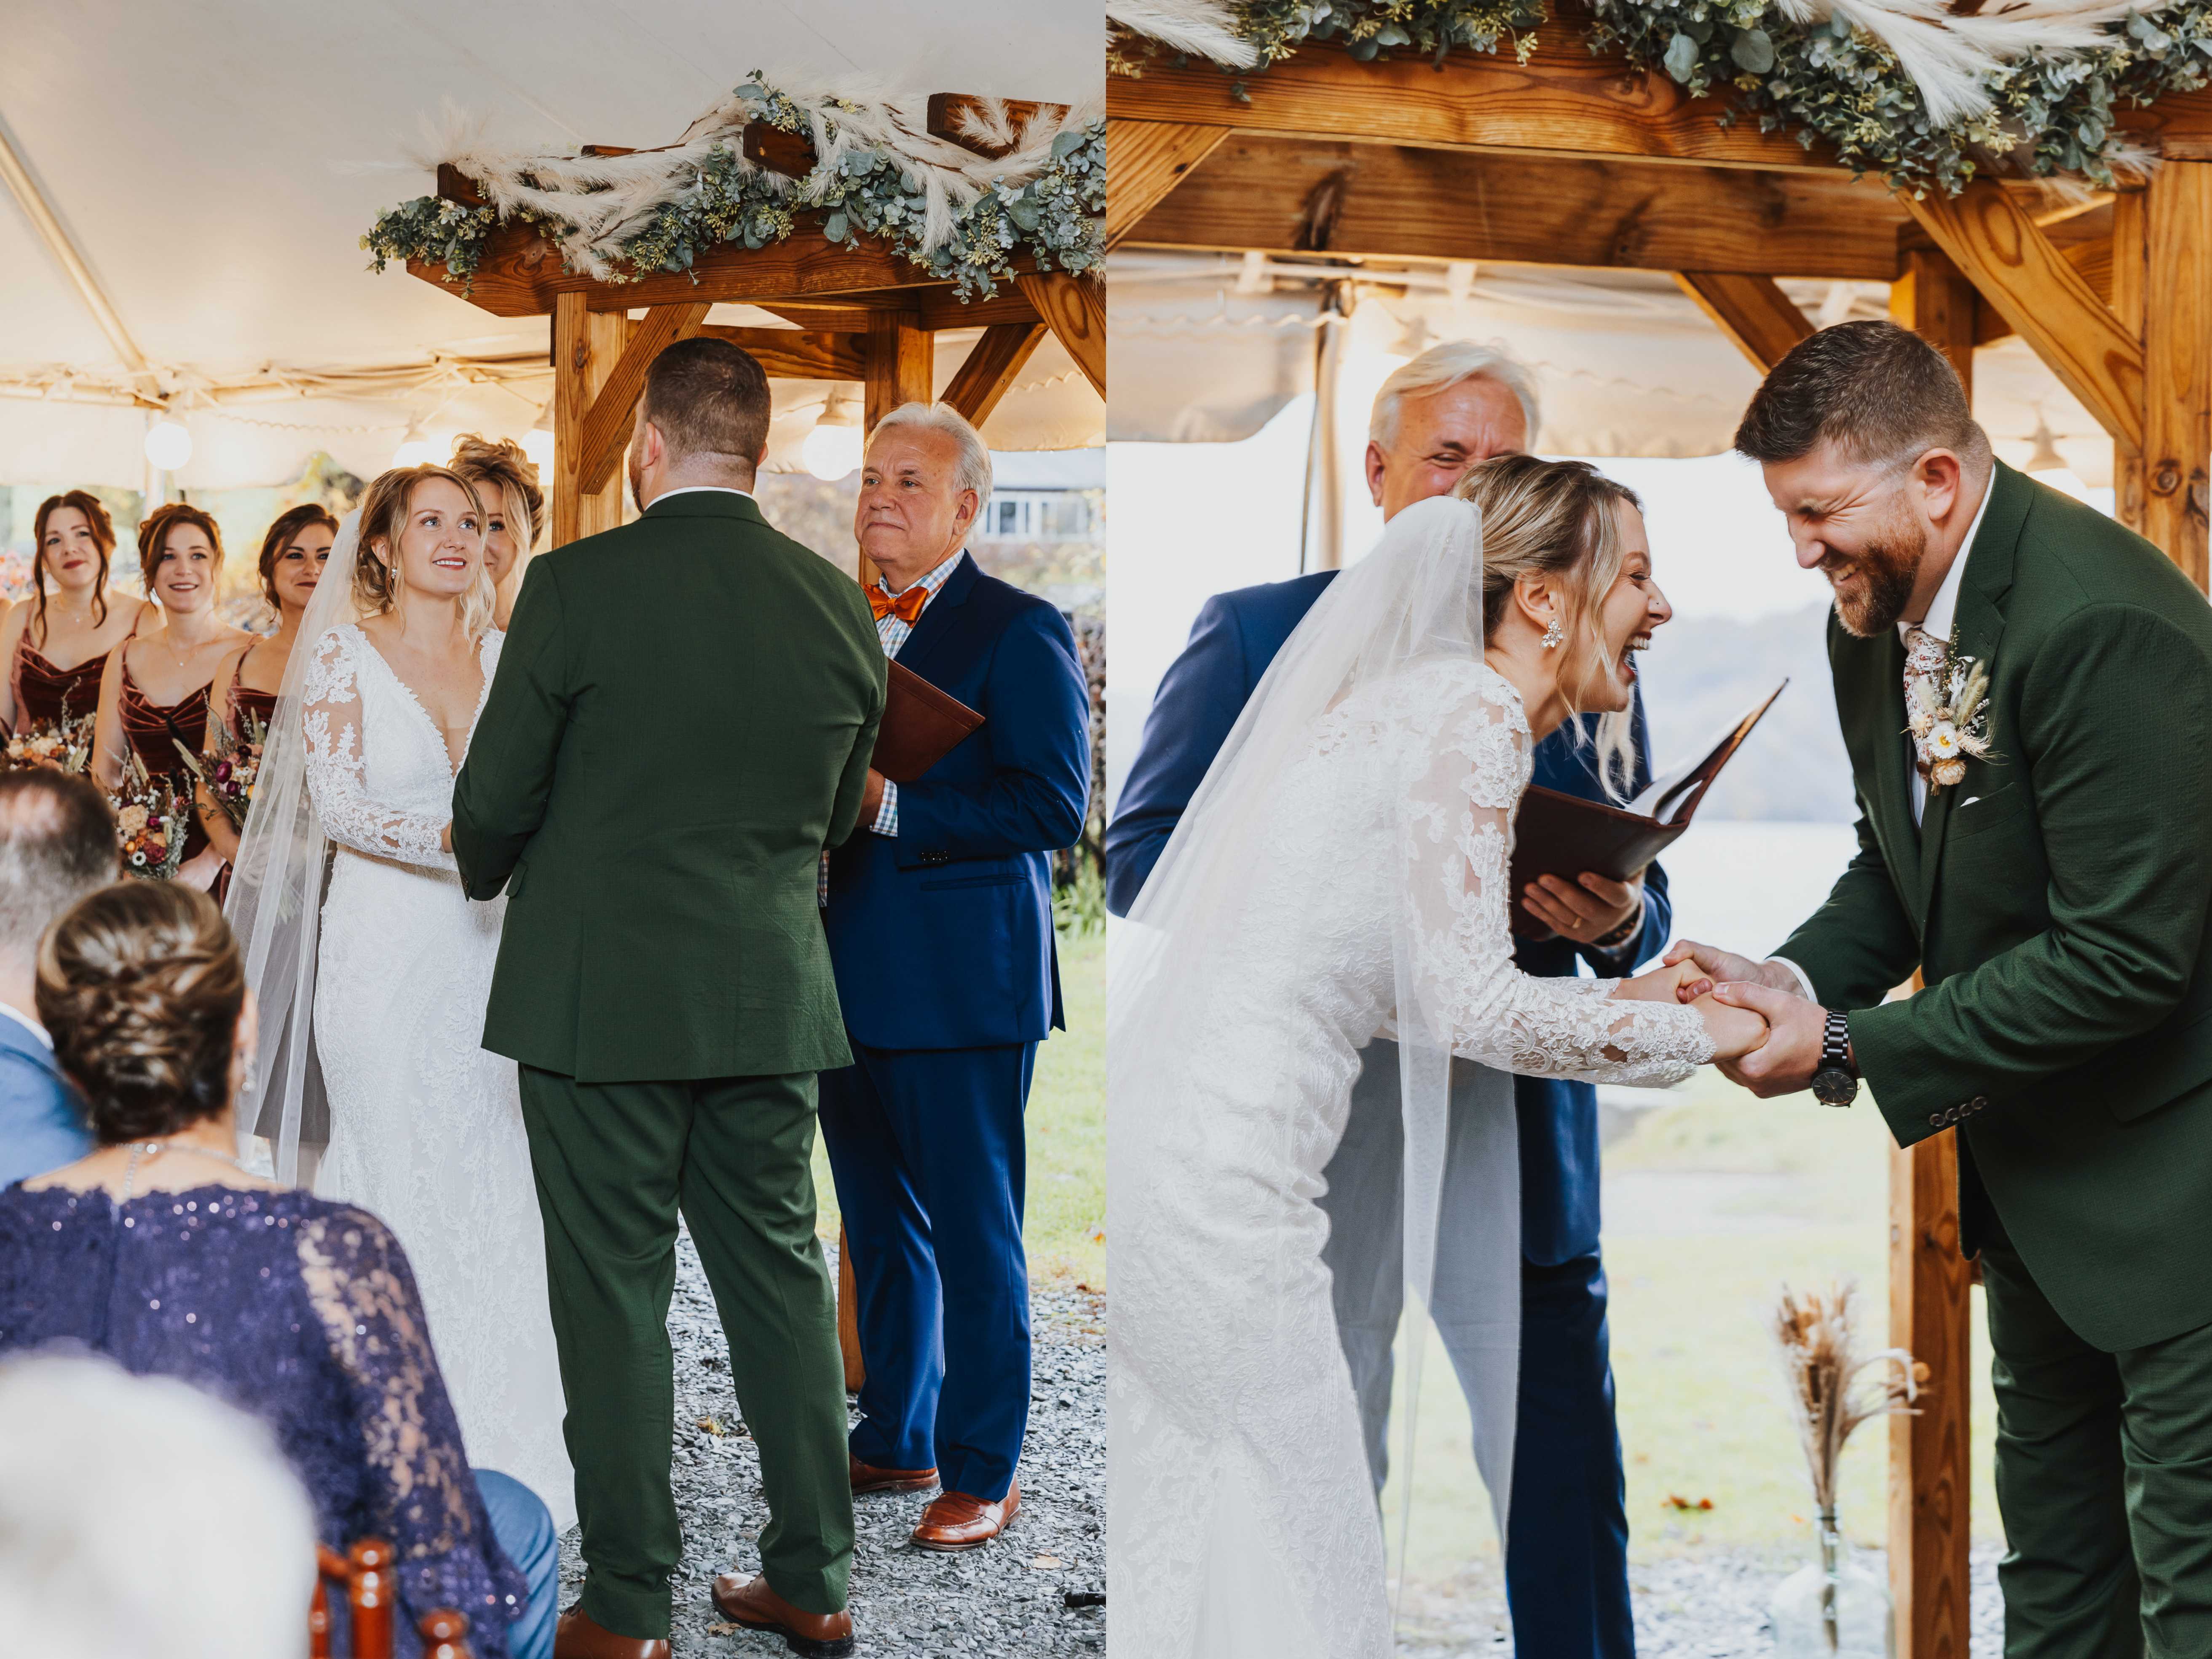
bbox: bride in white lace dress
[1107,462,1767,1657]
[228,466,573,1529]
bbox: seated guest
[0,882,557,1659]
[820,402,1091,1549]
[0,1351,315,1659]
[0,771,114,1186]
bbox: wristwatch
[1811,1009,1859,1108]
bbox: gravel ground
[1397,1544,2006,1657]
[556,1229,1106,1657]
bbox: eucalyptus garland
[1111,0,2212,193]
[364,75,1105,300]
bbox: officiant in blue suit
[1106,343,1668,1659]
[819,403,1091,1557]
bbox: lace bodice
[303,624,501,870]
[0,1185,530,1654]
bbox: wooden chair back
[310,1540,473,1659]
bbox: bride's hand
[1615,958,1713,1004]
[1695,992,1770,1062]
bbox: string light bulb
[803,391,863,482]
[143,417,193,473]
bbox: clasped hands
[1620,942,1835,1094]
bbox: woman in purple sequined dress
[0,882,558,1659]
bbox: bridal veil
[227,510,364,1184]
[1108,494,1521,1611]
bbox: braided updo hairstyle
[34,883,246,1143]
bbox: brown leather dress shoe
[849,1452,937,1495]
[709,1572,856,1657]
[910,1477,1020,1552]
[553,1605,670,1659]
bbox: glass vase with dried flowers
[1768,1280,1921,1659]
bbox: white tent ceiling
[1109,251,2117,489]
[0,0,1104,491]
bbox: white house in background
[977,448,1105,547]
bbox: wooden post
[864,310,935,432]
[2113,189,2150,536]
[838,1223,865,1393]
[552,292,627,547]
[2139,164,2212,589]
[1888,1131,1974,1659]
[1891,245,1979,395]
[1882,253,1979,1659]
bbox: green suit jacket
[452,490,885,1084]
[1779,461,2212,1352]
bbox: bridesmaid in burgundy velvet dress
[90,503,248,891]
[200,503,338,869]
[0,492,153,742]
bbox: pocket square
[1960,795,1981,808]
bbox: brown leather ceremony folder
[1506,680,1787,937]
[871,661,985,782]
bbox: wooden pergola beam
[1673,273,1814,371]
[692,325,867,380]
[1122,135,1906,278]
[576,301,712,495]
[2138,163,2212,586]
[1904,182,2144,454]
[941,321,1049,428]
[1015,272,1105,396]
[1105,27,1847,173]
[552,292,628,546]
[864,310,934,431]
[1106,119,1230,251]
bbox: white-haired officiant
[1106,338,1673,1659]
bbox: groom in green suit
[1671,321,2212,1659]
[454,338,885,1659]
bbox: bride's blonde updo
[1454,454,1644,792]
[352,464,495,637]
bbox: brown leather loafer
[849,1453,937,1495]
[910,1477,1020,1552]
[709,1572,855,1657]
[553,1605,670,1659]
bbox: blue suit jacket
[0,1014,90,1188]
[1105,572,1672,1264]
[824,554,1092,1053]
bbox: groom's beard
[1820,522,1924,638]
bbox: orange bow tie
[870,583,931,625]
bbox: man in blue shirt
[0,771,115,1187]
[1108,343,1669,1659]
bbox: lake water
[1651,819,1861,965]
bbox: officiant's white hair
[870,402,994,507]
[1369,341,1543,450]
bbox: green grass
[808,929,1106,1289]
[1382,1065,2003,1591]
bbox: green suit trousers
[1982,1214,2212,1659]
[515,1065,855,1639]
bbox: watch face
[1811,1067,1856,1106]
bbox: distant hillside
[1634,604,1856,823]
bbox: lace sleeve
[298,1207,530,1657]
[1400,669,1710,1086]
[302,627,453,868]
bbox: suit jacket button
[1972,1096,1988,1111]
[1929,1113,1944,1128]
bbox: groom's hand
[1708,981,1828,1097]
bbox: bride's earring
[1540,616,1564,650]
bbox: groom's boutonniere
[1904,631,1996,792]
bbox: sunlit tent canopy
[0,0,1106,498]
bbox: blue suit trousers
[818,1041,1035,1501]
